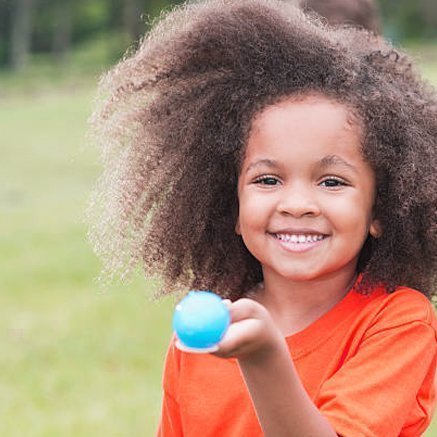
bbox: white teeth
[275,233,324,243]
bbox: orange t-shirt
[157,286,437,436]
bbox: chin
[272,268,323,283]
[285,273,320,282]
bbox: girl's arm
[214,299,338,437]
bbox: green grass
[0,85,175,435]
[1,45,437,436]
[0,32,125,98]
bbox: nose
[276,183,320,218]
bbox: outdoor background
[1,0,436,435]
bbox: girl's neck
[252,269,358,337]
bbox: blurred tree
[378,0,437,40]
[124,0,144,42]
[420,0,437,38]
[1,0,436,71]
[10,0,33,70]
[71,0,111,43]
[300,0,381,34]
[0,1,11,65]
[52,0,72,63]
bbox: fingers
[212,298,273,359]
[222,299,232,308]
[227,298,268,323]
[213,318,264,358]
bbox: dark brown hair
[89,0,437,300]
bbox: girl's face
[237,95,380,284]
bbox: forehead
[251,94,360,136]
[245,94,364,164]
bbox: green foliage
[378,0,437,41]
[1,0,437,70]
[31,0,111,52]
[73,1,112,41]
[0,1,11,64]
[0,31,124,97]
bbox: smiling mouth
[268,232,327,253]
[272,233,326,243]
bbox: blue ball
[173,291,231,350]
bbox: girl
[89,0,437,435]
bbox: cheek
[324,195,373,234]
[237,198,260,249]
[238,194,271,228]
[238,204,259,234]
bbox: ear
[235,217,241,235]
[369,219,382,238]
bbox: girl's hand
[213,299,338,437]
[212,298,284,363]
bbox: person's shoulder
[365,285,436,328]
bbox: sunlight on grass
[0,85,175,435]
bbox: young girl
[89,0,437,435]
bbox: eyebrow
[245,159,279,174]
[244,155,358,174]
[319,155,358,173]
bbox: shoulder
[355,286,437,340]
[369,286,435,325]
[318,287,437,437]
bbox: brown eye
[320,178,346,188]
[255,176,280,185]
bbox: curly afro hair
[89,0,437,300]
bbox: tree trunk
[123,0,143,45]
[52,0,72,64]
[10,0,33,70]
[420,0,437,33]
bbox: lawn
[1,45,436,436]
[0,84,176,435]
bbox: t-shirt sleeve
[156,337,183,437]
[317,298,437,437]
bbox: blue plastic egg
[173,291,231,351]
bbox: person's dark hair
[89,0,437,300]
[299,0,381,34]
